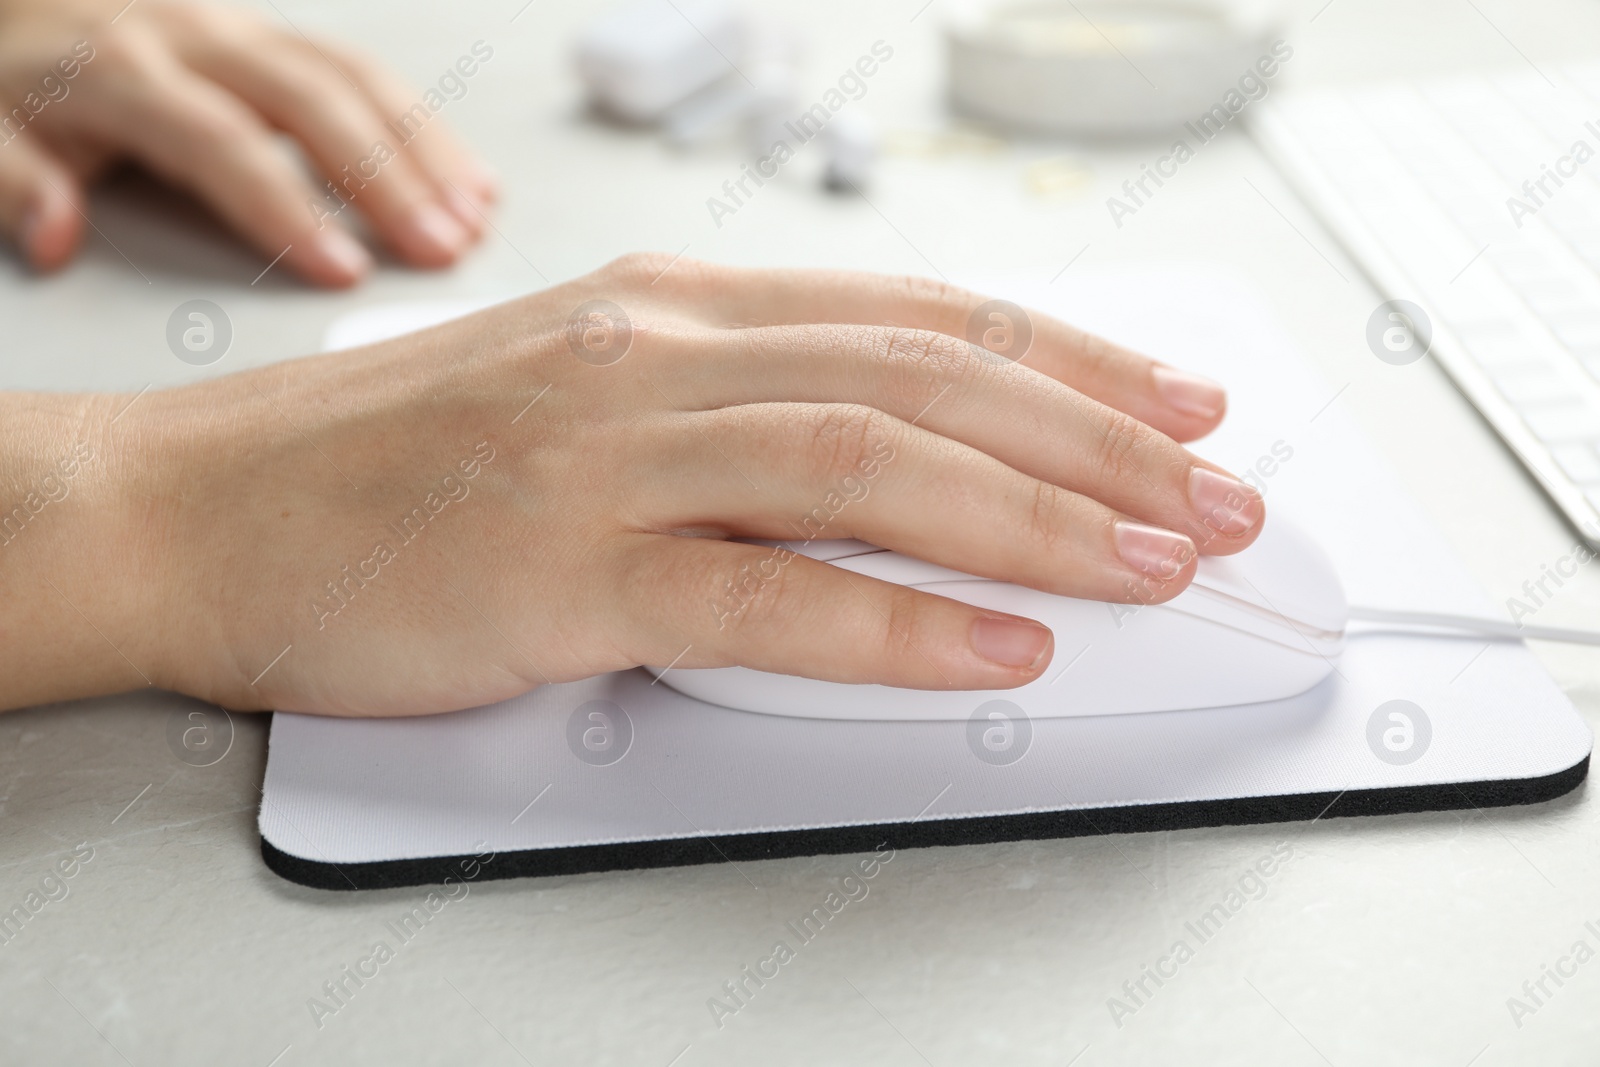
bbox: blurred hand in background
[0,0,498,286]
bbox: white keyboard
[1255,67,1600,545]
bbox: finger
[308,39,498,228]
[180,36,475,264]
[74,60,372,287]
[611,534,1056,689]
[670,264,1226,443]
[633,401,1199,602]
[0,134,85,272]
[662,324,1263,554]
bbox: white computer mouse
[657,514,1347,720]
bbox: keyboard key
[1490,248,1558,282]
[1552,443,1600,483]
[1520,401,1600,442]
[1546,310,1600,348]
[1486,363,1569,404]
[1514,277,1588,315]
[1459,322,1539,366]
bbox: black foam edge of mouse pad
[260,755,1590,892]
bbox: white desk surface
[7,0,1600,1063]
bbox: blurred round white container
[946,0,1280,137]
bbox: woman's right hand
[3,255,1262,716]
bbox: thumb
[0,134,85,273]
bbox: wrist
[0,391,177,709]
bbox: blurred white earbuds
[574,0,878,191]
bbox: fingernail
[313,228,372,279]
[1153,366,1226,419]
[1113,521,1195,578]
[1189,468,1264,537]
[970,617,1052,668]
[409,202,468,259]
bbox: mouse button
[737,537,884,562]
[1188,518,1347,633]
[1158,590,1344,658]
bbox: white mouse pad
[259,268,1592,889]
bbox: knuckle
[895,273,970,316]
[722,551,806,631]
[90,29,160,76]
[301,73,373,128]
[1072,330,1129,381]
[183,103,258,154]
[803,403,893,484]
[158,2,255,42]
[1027,479,1075,555]
[756,563,808,627]
[876,325,983,412]
[601,251,695,287]
[1089,407,1152,486]
[879,583,933,663]
[879,326,973,376]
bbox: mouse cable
[1347,606,1600,647]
